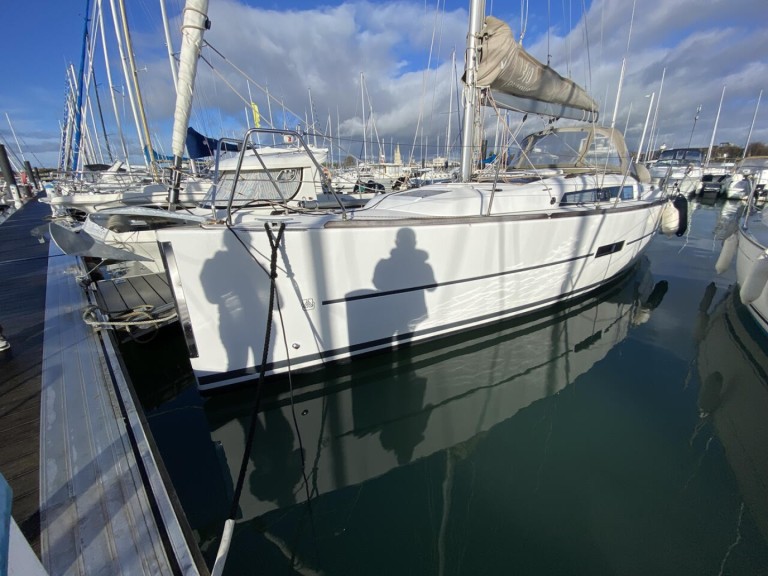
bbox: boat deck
[0,198,205,575]
[95,271,173,314]
[90,270,178,341]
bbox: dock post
[0,145,22,209]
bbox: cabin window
[560,185,634,205]
[582,133,622,169]
[213,168,303,205]
[518,130,623,170]
[526,132,583,166]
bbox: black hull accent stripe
[626,228,657,246]
[323,218,661,306]
[198,261,639,387]
[323,252,593,305]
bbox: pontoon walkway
[0,198,206,575]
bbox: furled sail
[171,0,210,159]
[476,16,598,122]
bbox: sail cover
[185,127,240,159]
[171,0,210,159]
[476,16,598,122]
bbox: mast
[361,72,367,163]
[445,48,455,160]
[266,83,275,145]
[647,67,665,160]
[159,0,179,93]
[610,59,626,131]
[109,0,147,168]
[58,76,73,172]
[64,66,79,171]
[705,85,726,167]
[169,0,210,209]
[637,93,654,162]
[687,104,701,149]
[71,0,92,174]
[97,0,130,167]
[743,90,762,160]
[80,7,106,165]
[308,87,318,147]
[91,67,114,163]
[118,0,157,177]
[5,113,25,163]
[460,0,485,182]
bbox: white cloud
[2,0,765,168]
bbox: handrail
[209,136,241,220]
[224,127,347,226]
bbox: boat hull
[736,218,768,332]
[159,200,664,391]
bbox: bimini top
[509,125,649,182]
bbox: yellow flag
[250,102,260,128]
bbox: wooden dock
[0,197,206,575]
[0,198,49,554]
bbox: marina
[1,0,767,574]
[131,194,768,574]
[4,190,768,573]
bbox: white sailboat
[720,192,768,333]
[157,0,670,392]
[47,2,364,275]
[724,156,768,200]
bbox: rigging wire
[410,0,446,166]
[546,0,551,65]
[203,41,306,133]
[580,0,594,100]
[519,0,529,43]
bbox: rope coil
[82,304,178,341]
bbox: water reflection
[131,197,768,574]
[713,199,745,241]
[694,282,768,544]
[201,256,678,572]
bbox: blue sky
[0,0,765,169]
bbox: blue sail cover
[144,146,176,163]
[185,127,240,159]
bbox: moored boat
[155,2,670,392]
[733,208,768,332]
[725,156,768,200]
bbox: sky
[0,0,765,170]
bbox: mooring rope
[212,221,286,576]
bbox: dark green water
[124,197,768,575]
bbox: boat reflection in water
[201,257,671,569]
[713,199,745,241]
[694,280,768,546]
